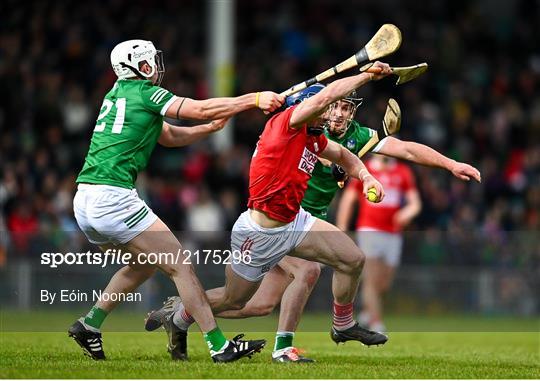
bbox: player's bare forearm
[167,92,284,120]
[290,73,372,127]
[175,94,256,120]
[324,143,369,181]
[320,73,372,106]
[382,138,454,170]
[290,62,391,127]
[322,144,385,201]
[158,119,228,147]
[380,137,482,182]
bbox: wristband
[255,92,261,108]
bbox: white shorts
[356,230,403,267]
[73,184,158,246]
[230,207,316,282]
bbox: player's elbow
[158,139,175,148]
[158,124,176,147]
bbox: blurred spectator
[187,187,224,232]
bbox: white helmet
[110,39,165,85]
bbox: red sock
[172,304,195,330]
[333,302,355,331]
[181,308,194,324]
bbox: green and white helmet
[110,39,165,85]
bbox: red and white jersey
[248,106,328,223]
[352,159,416,233]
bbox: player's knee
[341,252,365,274]
[296,262,321,289]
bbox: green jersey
[77,79,177,189]
[301,120,375,220]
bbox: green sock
[84,306,108,330]
[274,331,294,351]
[204,327,227,352]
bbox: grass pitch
[1,311,538,379]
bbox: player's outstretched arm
[158,119,229,147]
[320,140,385,202]
[164,92,284,121]
[336,182,359,231]
[289,61,391,128]
[377,137,482,182]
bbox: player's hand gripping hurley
[280,24,402,97]
[360,62,428,85]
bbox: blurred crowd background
[0,0,538,313]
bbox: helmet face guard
[154,50,165,86]
[327,92,363,137]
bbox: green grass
[1,311,539,379]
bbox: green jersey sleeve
[351,121,389,154]
[140,82,178,116]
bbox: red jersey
[248,106,328,223]
[352,159,416,233]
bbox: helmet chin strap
[120,62,156,82]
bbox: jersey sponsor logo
[298,147,318,176]
[150,88,169,104]
[346,138,356,150]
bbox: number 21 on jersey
[95,98,126,134]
